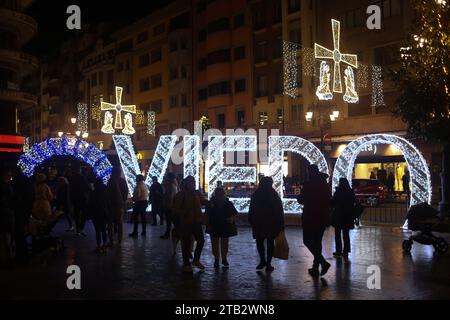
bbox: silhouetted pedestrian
[129,174,149,237]
[331,178,356,258]
[160,173,178,239]
[0,169,14,268]
[248,177,284,273]
[55,176,74,232]
[402,170,410,197]
[387,172,395,195]
[149,176,164,225]
[206,187,238,268]
[107,166,128,246]
[297,165,331,277]
[68,165,89,236]
[88,179,111,253]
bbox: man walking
[149,176,164,226]
[107,166,128,245]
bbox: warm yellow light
[57,132,63,137]
[332,111,340,118]
[306,111,313,121]
[75,131,81,136]
[71,118,77,124]
[82,132,89,139]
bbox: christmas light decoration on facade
[315,19,358,94]
[269,136,329,213]
[301,47,316,77]
[343,66,359,103]
[101,86,136,134]
[183,135,200,190]
[91,104,101,122]
[332,134,431,207]
[17,137,112,184]
[135,110,145,126]
[316,61,333,100]
[113,135,141,196]
[145,135,177,187]
[147,111,156,136]
[371,65,385,107]
[207,136,257,206]
[357,62,369,89]
[77,103,88,134]
[23,137,30,152]
[283,41,301,98]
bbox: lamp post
[305,101,339,154]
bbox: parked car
[352,178,386,207]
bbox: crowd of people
[1,163,361,278]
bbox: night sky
[25,0,172,56]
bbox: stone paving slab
[1,222,450,300]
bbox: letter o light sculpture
[332,134,431,207]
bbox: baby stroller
[402,203,449,255]
[28,216,65,255]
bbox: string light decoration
[17,137,112,184]
[77,103,88,134]
[147,111,156,136]
[357,62,369,89]
[316,61,333,100]
[183,135,200,190]
[135,110,145,126]
[315,19,358,94]
[343,66,359,103]
[91,104,101,122]
[371,65,385,107]
[283,41,301,98]
[332,134,431,207]
[23,137,30,152]
[113,135,141,196]
[301,47,316,77]
[145,135,177,187]
[269,136,329,213]
[207,136,257,204]
[101,86,136,134]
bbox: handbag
[273,230,289,260]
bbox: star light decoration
[77,103,88,134]
[269,136,329,213]
[112,135,141,196]
[101,86,136,134]
[371,65,385,107]
[147,111,156,136]
[207,136,257,212]
[332,134,431,207]
[145,135,177,187]
[17,136,112,184]
[315,19,358,100]
[183,135,200,190]
[283,41,301,98]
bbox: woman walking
[206,187,238,268]
[87,179,111,253]
[331,178,356,258]
[129,175,149,238]
[248,177,284,272]
[32,173,55,223]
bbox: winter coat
[107,176,128,208]
[149,182,164,212]
[133,181,149,202]
[162,182,178,211]
[87,185,111,223]
[0,181,14,233]
[32,183,53,221]
[173,190,208,225]
[248,187,284,240]
[206,197,238,237]
[297,174,331,230]
[331,186,356,230]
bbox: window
[234,46,246,60]
[169,41,178,52]
[198,58,207,71]
[256,75,267,97]
[137,31,148,43]
[273,0,282,23]
[374,44,400,66]
[151,99,163,114]
[180,37,187,50]
[197,0,206,12]
[140,78,149,92]
[217,113,226,128]
[233,13,244,29]
[125,84,130,94]
[208,81,230,97]
[153,23,165,36]
[198,29,207,42]
[207,49,230,65]
[169,12,190,31]
[289,29,301,43]
[255,42,267,63]
[139,53,150,67]
[91,73,97,87]
[151,48,162,63]
[117,39,133,53]
[259,112,268,126]
[181,65,188,78]
[275,72,283,93]
[234,78,246,93]
[98,72,103,86]
[273,37,282,58]
[290,104,303,121]
[125,60,130,70]
[277,109,283,124]
[198,88,208,101]
[208,18,229,34]
[237,109,245,127]
[169,68,178,80]
[253,11,266,30]
[151,74,162,88]
[288,0,300,14]
[170,95,178,108]
[181,93,187,107]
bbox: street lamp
[57,131,63,137]
[305,111,313,122]
[75,131,81,137]
[71,118,77,124]
[82,132,89,139]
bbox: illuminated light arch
[183,135,200,190]
[332,134,431,207]
[269,136,329,213]
[17,136,112,184]
[145,135,177,188]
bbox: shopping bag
[273,230,289,260]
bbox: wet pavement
[2,221,450,300]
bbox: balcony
[0,8,38,44]
[0,49,39,75]
[0,89,37,106]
